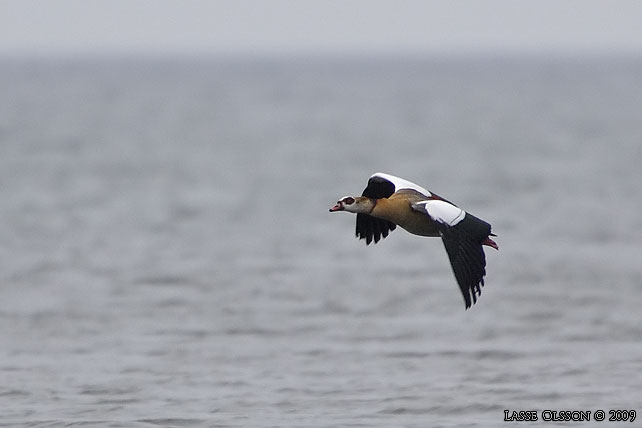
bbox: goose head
[329,196,374,214]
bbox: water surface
[1,55,641,427]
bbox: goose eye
[344,197,355,204]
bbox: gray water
[1,56,641,427]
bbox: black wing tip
[362,176,396,199]
[463,293,472,309]
[440,228,489,310]
[462,279,485,310]
[355,230,370,245]
[460,261,486,309]
[356,231,374,245]
[355,215,395,246]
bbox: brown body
[370,190,440,237]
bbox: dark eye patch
[343,197,355,204]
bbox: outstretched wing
[368,172,432,198]
[413,200,492,309]
[355,214,396,245]
[355,174,398,245]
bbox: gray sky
[1,0,641,56]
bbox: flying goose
[329,172,498,309]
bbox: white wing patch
[413,200,466,226]
[371,172,432,198]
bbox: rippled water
[1,56,641,427]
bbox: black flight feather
[355,176,398,245]
[438,213,492,309]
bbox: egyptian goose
[329,172,498,309]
